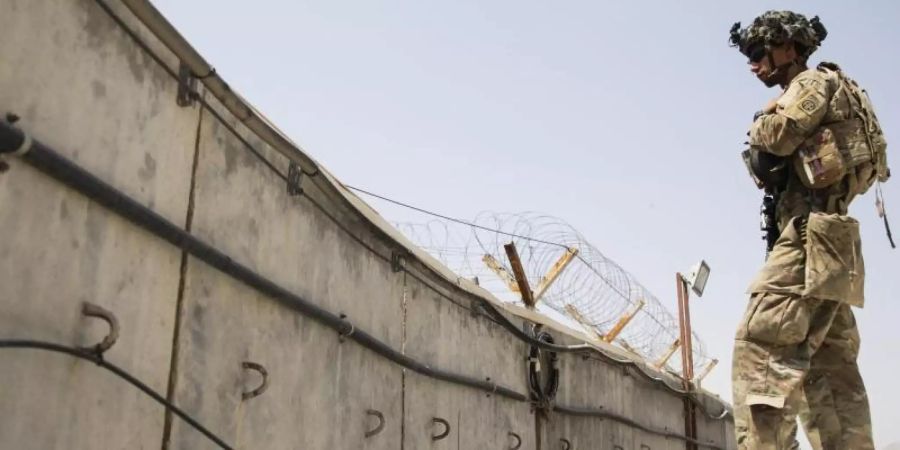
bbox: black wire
[0,340,234,450]
[345,185,571,249]
[527,327,559,410]
[552,404,724,450]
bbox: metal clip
[508,432,522,450]
[1,113,24,172]
[391,251,405,273]
[176,62,197,107]
[287,162,303,196]
[365,409,385,438]
[486,377,498,397]
[432,417,450,441]
[79,302,119,357]
[241,361,269,400]
[338,313,355,343]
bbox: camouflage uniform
[729,11,888,450]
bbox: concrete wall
[0,1,734,449]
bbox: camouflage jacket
[746,63,883,307]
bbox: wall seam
[160,96,205,450]
[400,270,408,450]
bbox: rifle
[760,188,781,258]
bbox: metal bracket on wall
[337,313,355,343]
[391,251,406,273]
[287,162,303,196]
[507,432,522,450]
[364,409,385,438]
[176,62,197,107]
[240,361,269,400]
[79,302,120,357]
[0,113,22,173]
[431,417,450,441]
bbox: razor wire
[390,212,714,376]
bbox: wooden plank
[602,299,645,343]
[504,242,535,308]
[532,247,578,301]
[481,254,520,293]
[694,359,719,385]
[654,338,681,370]
[563,304,603,341]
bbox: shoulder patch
[781,87,829,131]
[800,96,820,113]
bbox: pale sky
[152,1,899,447]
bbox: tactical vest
[794,62,890,192]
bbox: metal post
[677,275,695,384]
[676,273,698,450]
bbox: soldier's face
[748,43,796,88]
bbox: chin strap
[762,51,800,86]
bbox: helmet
[730,11,828,60]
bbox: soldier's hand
[762,98,779,114]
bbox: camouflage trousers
[732,293,873,449]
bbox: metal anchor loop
[364,409,385,438]
[79,302,119,357]
[241,361,269,400]
[431,417,450,441]
[508,431,522,449]
[560,438,572,450]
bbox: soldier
[728,11,891,450]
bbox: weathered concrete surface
[166,99,405,449]
[0,1,735,449]
[0,0,196,449]
[403,269,536,449]
[167,261,402,450]
[186,102,405,350]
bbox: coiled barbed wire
[392,212,713,376]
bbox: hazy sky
[152,1,899,447]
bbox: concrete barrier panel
[188,102,405,349]
[0,0,197,448]
[167,261,402,449]
[402,269,534,449]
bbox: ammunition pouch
[793,127,847,189]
